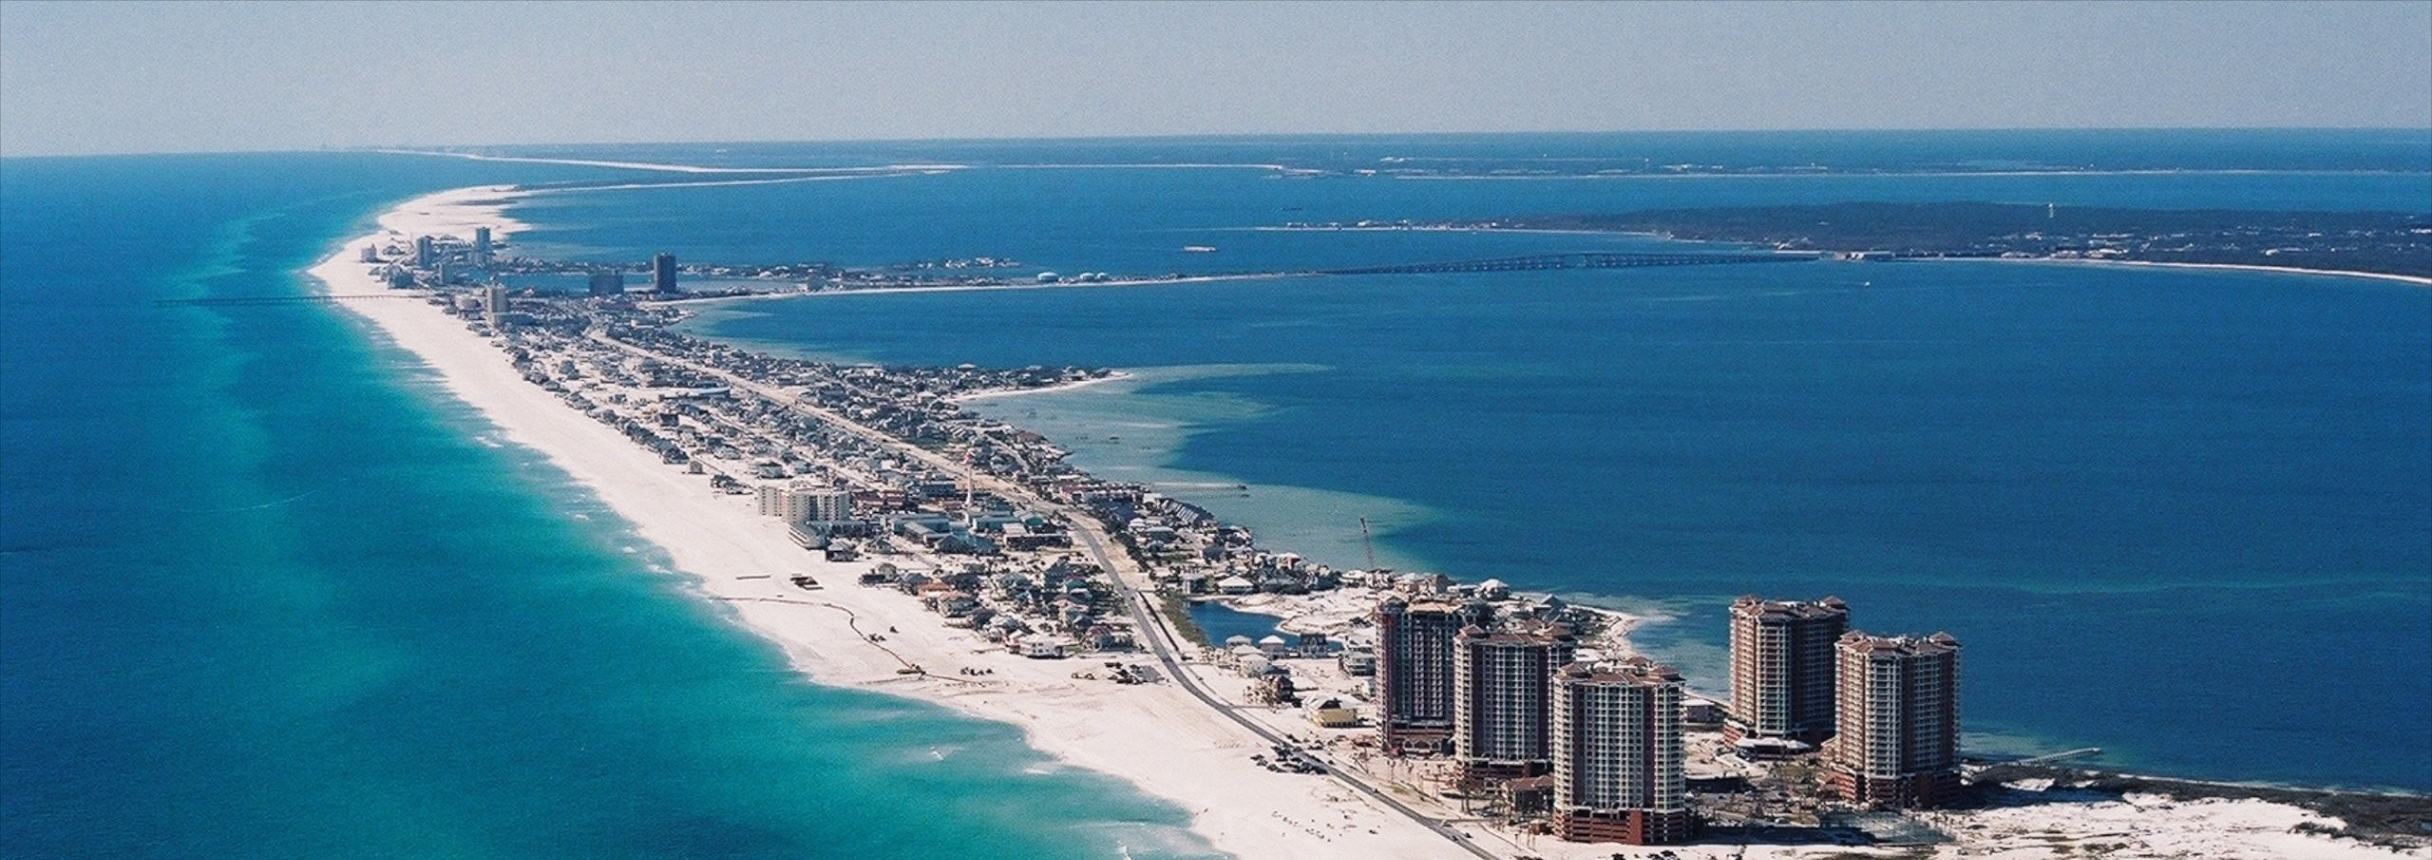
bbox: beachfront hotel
[1725,595,1850,749]
[481,284,507,328]
[1451,621,1576,785]
[1824,631,1962,809]
[1374,596,1486,754]
[651,252,679,295]
[1549,658,1692,845]
[757,481,854,524]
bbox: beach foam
[308,185,2423,860]
[309,186,1465,860]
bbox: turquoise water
[0,154,1215,858]
[628,132,2431,792]
[711,261,2432,792]
[1186,603,1299,648]
[5,134,2428,860]
[702,259,2432,792]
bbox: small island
[1360,202,2432,280]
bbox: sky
[2,0,2428,157]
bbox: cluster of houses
[467,287,1604,673]
[859,560,1136,658]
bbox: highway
[1074,525,1503,860]
[591,330,1503,859]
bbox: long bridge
[1312,250,1817,276]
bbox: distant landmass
[1468,202,2432,278]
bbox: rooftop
[1557,656,1683,687]
[1731,594,1851,622]
[1838,630,1961,657]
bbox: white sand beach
[306,186,2424,860]
[311,187,1464,860]
[950,370,1136,403]
[1998,256,2432,288]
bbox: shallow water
[0,153,1217,859]
[680,178,2431,791]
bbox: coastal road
[590,330,1505,860]
[1067,525,1504,860]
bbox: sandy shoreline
[308,187,1468,860]
[1986,256,2432,288]
[303,185,2425,860]
[950,370,1137,403]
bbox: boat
[1182,245,1217,253]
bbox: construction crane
[1360,516,1378,570]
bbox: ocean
[632,131,2428,791]
[2,131,2427,858]
[0,153,1216,859]
[700,259,2432,792]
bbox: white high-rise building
[791,486,851,523]
[1550,658,1691,845]
[760,482,853,524]
[1453,622,1575,784]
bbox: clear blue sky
[3,0,2427,156]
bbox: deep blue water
[510,167,2432,276]
[628,131,2432,792]
[502,129,2432,275]
[5,133,2427,860]
[0,154,1215,858]
[703,262,2432,791]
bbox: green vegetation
[1157,590,1211,647]
[1970,764,2432,846]
[1507,202,2432,277]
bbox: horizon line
[7,125,2430,161]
